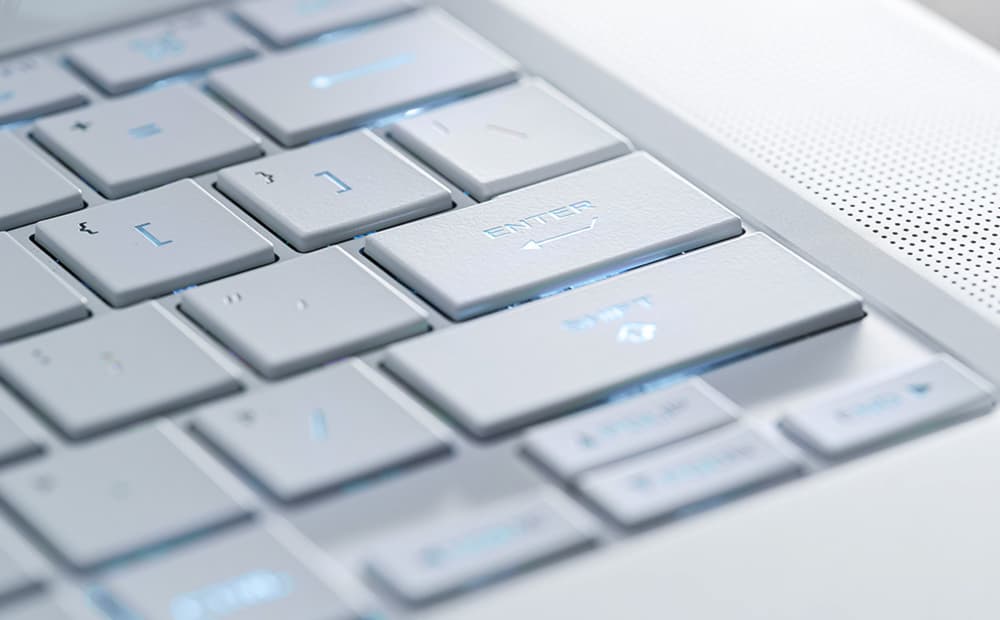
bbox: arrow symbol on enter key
[521,217,598,251]
[907,383,932,396]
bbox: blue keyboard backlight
[169,570,294,620]
[310,53,414,89]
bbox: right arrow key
[782,355,994,459]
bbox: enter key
[365,152,742,320]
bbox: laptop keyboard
[0,2,994,618]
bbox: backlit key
[383,234,864,437]
[523,378,738,480]
[2,595,103,620]
[367,495,592,604]
[579,426,800,527]
[0,393,42,467]
[0,134,83,231]
[100,526,354,620]
[32,85,261,198]
[193,360,447,501]
[35,180,273,307]
[0,57,87,125]
[66,12,258,94]
[782,355,994,458]
[0,233,87,342]
[208,9,518,146]
[235,0,414,46]
[181,247,428,378]
[0,303,240,439]
[0,422,250,570]
[0,515,45,601]
[367,152,742,319]
[389,80,631,200]
[216,129,451,251]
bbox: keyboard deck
[0,2,995,618]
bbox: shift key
[383,234,865,437]
[366,152,743,320]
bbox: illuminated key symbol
[128,123,162,139]
[616,322,657,344]
[0,90,13,102]
[129,31,185,61]
[908,383,932,396]
[314,170,351,194]
[170,571,294,619]
[308,409,330,441]
[309,53,415,89]
[134,222,173,247]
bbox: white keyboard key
[67,12,258,94]
[391,80,631,200]
[182,247,428,378]
[36,180,274,307]
[0,233,87,342]
[235,0,414,46]
[0,57,87,125]
[3,595,102,620]
[0,423,249,570]
[33,85,261,198]
[367,152,741,319]
[4,598,69,620]
[217,129,451,251]
[0,406,40,467]
[524,378,738,480]
[0,133,83,230]
[383,234,864,437]
[194,360,447,502]
[367,496,592,604]
[782,355,994,458]
[208,10,518,146]
[101,527,353,620]
[0,516,44,601]
[579,427,800,527]
[0,303,240,439]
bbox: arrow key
[782,355,994,459]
